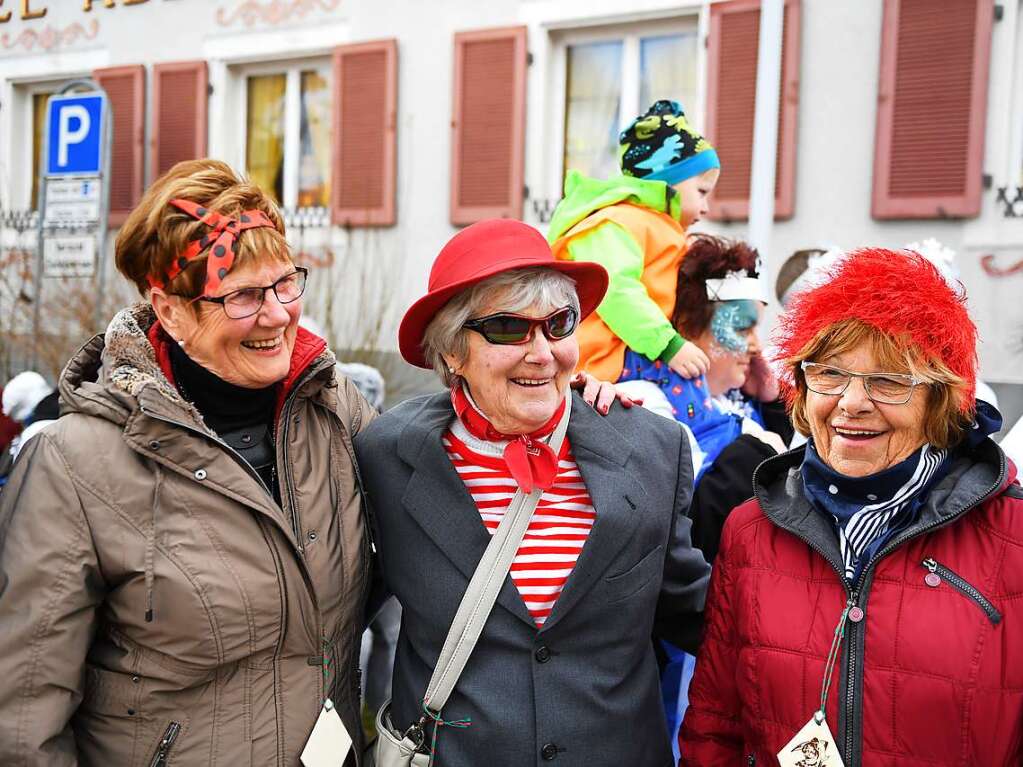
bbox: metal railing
[996,186,1023,218]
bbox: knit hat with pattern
[619,100,719,185]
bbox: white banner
[43,234,95,278]
[962,245,1023,385]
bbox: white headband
[705,270,766,303]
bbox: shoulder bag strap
[421,395,573,712]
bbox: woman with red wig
[679,248,1023,766]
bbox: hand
[570,372,641,415]
[667,342,710,379]
[741,353,780,402]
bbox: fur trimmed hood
[59,302,204,430]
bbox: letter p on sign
[46,93,105,176]
[58,106,90,167]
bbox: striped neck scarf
[802,441,951,583]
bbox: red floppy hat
[399,219,609,368]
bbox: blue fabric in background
[618,350,743,481]
[660,640,696,762]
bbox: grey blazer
[355,391,711,767]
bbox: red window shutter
[872,0,993,219]
[151,61,208,182]
[705,0,800,221]
[94,65,145,228]
[332,39,398,226]
[450,26,527,225]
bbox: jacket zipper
[921,557,1002,624]
[841,464,1005,765]
[278,397,303,543]
[753,451,1007,767]
[148,721,181,767]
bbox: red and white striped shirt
[443,418,596,626]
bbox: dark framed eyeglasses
[195,267,308,319]
[800,361,924,405]
[462,306,578,345]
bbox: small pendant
[777,712,845,767]
[925,572,941,588]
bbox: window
[558,19,699,183]
[241,60,332,209]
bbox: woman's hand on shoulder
[570,372,641,415]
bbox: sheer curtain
[298,70,331,208]
[246,74,287,204]
[30,93,49,209]
[563,41,623,183]
[639,33,699,120]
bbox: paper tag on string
[300,699,353,767]
[777,713,845,767]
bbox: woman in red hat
[355,218,711,767]
[680,249,1023,766]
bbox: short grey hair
[422,266,581,387]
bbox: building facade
[1,0,1021,417]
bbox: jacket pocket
[604,545,663,604]
[921,557,1002,625]
[148,721,182,767]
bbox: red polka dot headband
[146,198,278,294]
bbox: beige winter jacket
[0,303,375,766]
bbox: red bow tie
[451,385,566,494]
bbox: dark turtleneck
[169,341,279,497]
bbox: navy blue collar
[801,440,952,581]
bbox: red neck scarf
[451,384,567,494]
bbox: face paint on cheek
[710,300,759,354]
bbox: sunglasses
[462,306,578,345]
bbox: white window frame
[545,14,703,199]
[984,0,1023,189]
[1009,0,1023,187]
[229,56,332,211]
[10,78,84,211]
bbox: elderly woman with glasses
[0,160,376,766]
[680,249,1023,767]
[354,218,711,767]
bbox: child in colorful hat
[548,99,720,383]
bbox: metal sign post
[32,79,112,368]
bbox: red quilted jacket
[680,439,1023,767]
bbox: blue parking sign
[45,93,105,176]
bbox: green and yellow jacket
[548,169,688,382]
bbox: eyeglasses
[195,267,308,319]
[800,361,925,405]
[462,306,578,345]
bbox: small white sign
[300,699,353,767]
[43,234,95,278]
[44,178,101,224]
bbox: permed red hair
[672,234,760,338]
[773,248,977,413]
